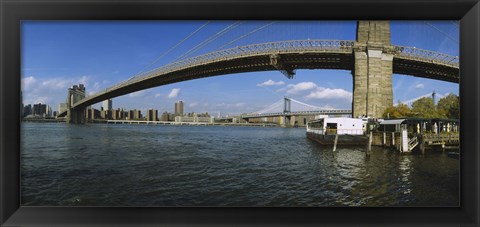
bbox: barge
[306,117,368,145]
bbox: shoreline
[22,119,286,127]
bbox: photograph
[20,20,460,207]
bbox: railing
[306,128,324,135]
[394,45,459,67]
[104,40,356,90]
[408,136,419,151]
[242,110,352,118]
[306,127,363,135]
[423,132,460,143]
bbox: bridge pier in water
[352,21,394,118]
[67,108,86,124]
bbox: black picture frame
[1,0,479,226]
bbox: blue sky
[21,21,459,116]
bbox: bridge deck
[70,40,459,110]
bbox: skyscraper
[147,109,158,121]
[33,103,47,116]
[175,101,184,116]
[23,104,32,117]
[58,103,67,114]
[103,99,112,111]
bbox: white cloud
[129,90,146,98]
[318,105,336,110]
[305,87,352,100]
[415,83,424,89]
[285,82,317,94]
[215,102,245,108]
[79,76,89,86]
[189,102,199,107]
[22,76,36,90]
[231,102,245,108]
[41,78,71,89]
[168,88,181,99]
[33,96,50,104]
[21,75,100,111]
[257,79,285,87]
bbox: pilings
[333,134,339,152]
[366,131,372,156]
[370,131,459,154]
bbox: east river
[21,122,459,206]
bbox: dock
[370,131,459,153]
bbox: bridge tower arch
[282,97,292,127]
[353,21,394,118]
[66,84,87,124]
[283,97,291,113]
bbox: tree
[383,103,411,118]
[410,97,446,118]
[437,94,459,119]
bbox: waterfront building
[86,108,100,120]
[160,111,170,121]
[23,104,32,117]
[46,105,52,117]
[134,109,142,120]
[33,103,47,116]
[111,109,122,120]
[175,101,184,116]
[175,116,213,123]
[198,112,210,117]
[147,109,158,121]
[120,109,126,120]
[58,103,67,115]
[103,99,112,111]
[126,110,134,120]
[101,110,112,120]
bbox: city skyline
[21,21,459,115]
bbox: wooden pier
[371,131,459,153]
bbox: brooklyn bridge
[58,21,459,124]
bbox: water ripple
[21,122,459,206]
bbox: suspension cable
[172,21,243,62]
[424,21,458,44]
[215,21,277,50]
[256,99,284,114]
[126,21,211,83]
[289,97,322,109]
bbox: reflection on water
[21,122,459,206]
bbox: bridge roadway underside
[71,51,459,111]
[71,52,354,110]
[393,58,458,83]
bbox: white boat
[306,117,367,145]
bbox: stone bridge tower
[353,21,394,118]
[66,84,86,124]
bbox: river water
[21,122,459,206]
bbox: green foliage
[382,94,459,119]
[437,94,460,119]
[410,97,446,118]
[383,103,411,118]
